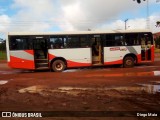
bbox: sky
[0,0,160,39]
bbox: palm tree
[133,0,146,4]
[156,21,160,27]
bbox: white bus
[6,30,154,72]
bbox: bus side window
[50,37,63,49]
[114,34,125,46]
[10,36,30,50]
[105,34,114,47]
[125,33,139,46]
[65,36,80,48]
[80,36,89,48]
[139,33,153,48]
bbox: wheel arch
[50,57,67,69]
[123,53,138,64]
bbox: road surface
[0,58,160,120]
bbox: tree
[0,39,6,51]
[156,21,160,27]
[133,0,146,4]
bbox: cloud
[0,14,11,32]
[8,0,58,32]
[7,0,145,32]
[149,14,160,33]
[59,0,143,31]
[97,15,160,33]
[0,0,159,38]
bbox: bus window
[105,34,114,47]
[80,36,90,48]
[65,36,80,48]
[114,34,125,46]
[139,33,153,48]
[125,33,139,46]
[50,36,63,49]
[9,36,31,50]
[105,34,125,47]
[139,33,153,44]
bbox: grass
[0,51,7,60]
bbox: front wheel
[123,56,134,68]
[52,60,66,72]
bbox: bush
[0,40,6,51]
[0,51,6,60]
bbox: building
[153,32,160,39]
[153,32,160,48]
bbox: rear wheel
[123,56,134,68]
[52,60,66,72]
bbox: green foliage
[0,40,6,51]
[0,39,6,60]
[133,0,146,4]
[156,21,160,27]
[0,51,6,60]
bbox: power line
[0,18,120,26]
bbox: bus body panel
[48,48,92,67]
[6,30,154,70]
[151,45,155,62]
[104,46,141,65]
[8,50,35,69]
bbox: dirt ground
[0,56,160,120]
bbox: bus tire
[52,60,66,72]
[123,56,134,68]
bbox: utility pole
[125,19,128,30]
[146,0,150,29]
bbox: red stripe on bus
[104,59,123,65]
[137,54,142,63]
[24,50,34,55]
[67,60,91,68]
[9,56,35,69]
[48,53,56,60]
[48,53,90,67]
[151,46,154,62]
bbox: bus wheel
[52,60,66,72]
[123,56,134,68]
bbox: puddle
[59,87,106,91]
[135,66,158,68]
[137,84,160,94]
[85,71,160,77]
[18,85,46,93]
[151,81,160,84]
[63,69,80,73]
[153,71,160,76]
[0,70,34,75]
[0,79,13,85]
[109,85,160,94]
[58,87,91,91]
[18,82,160,97]
[0,80,8,85]
[18,86,84,96]
[63,68,111,73]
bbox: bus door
[91,35,103,65]
[140,33,152,61]
[33,36,49,69]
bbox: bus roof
[8,29,152,36]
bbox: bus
[6,30,154,72]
